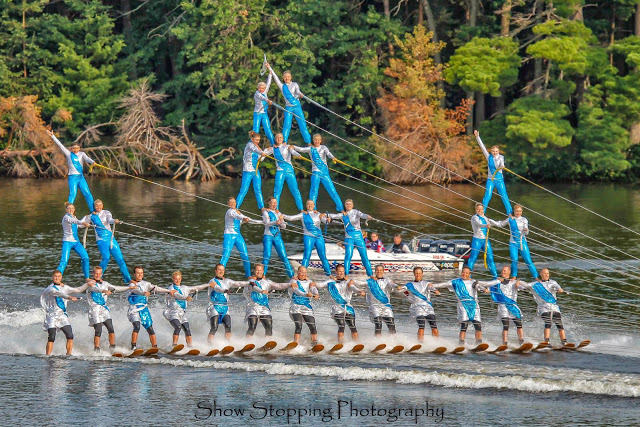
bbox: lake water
[0,176,639,425]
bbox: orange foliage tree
[376,25,480,184]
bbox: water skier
[57,202,91,281]
[522,268,567,345]
[364,265,400,337]
[265,63,311,144]
[469,203,501,279]
[243,264,290,338]
[261,196,294,278]
[164,271,210,348]
[488,266,526,347]
[474,129,512,215]
[261,133,304,210]
[236,131,266,210]
[207,264,250,344]
[288,266,320,345]
[220,197,261,278]
[398,267,441,342]
[498,204,539,280]
[253,77,275,146]
[329,199,374,276]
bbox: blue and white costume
[262,144,304,210]
[86,280,130,326]
[363,277,396,321]
[399,280,437,319]
[433,279,491,322]
[220,208,261,277]
[294,144,343,211]
[523,280,562,317]
[41,282,87,330]
[288,278,318,317]
[329,209,373,276]
[57,212,90,279]
[261,209,294,278]
[236,141,265,210]
[268,68,311,144]
[243,278,289,320]
[52,134,95,211]
[316,278,361,318]
[476,133,512,215]
[206,277,248,319]
[82,210,131,283]
[126,281,160,329]
[283,211,332,275]
[468,213,501,278]
[498,216,539,279]
[253,74,275,146]
[163,283,209,324]
[489,279,525,319]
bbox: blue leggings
[253,112,275,146]
[509,240,538,279]
[263,234,294,278]
[57,241,90,279]
[344,234,373,276]
[68,174,94,212]
[309,171,343,211]
[237,171,265,210]
[221,233,252,277]
[467,237,498,278]
[96,239,131,283]
[274,167,303,211]
[483,178,512,215]
[283,105,311,144]
[302,235,331,276]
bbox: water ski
[432,347,447,354]
[143,348,159,356]
[388,345,404,354]
[186,349,200,356]
[532,342,550,351]
[112,348,144,358]
[470,343,489,353]
[279,342,298,352]
[371,344,387,353]
[235,344,255,355]
[219,346,235,355]
[553,343,576,351]
[311,344,324,353]
[576,340,591,349]
[450,346,466,354]
[407,344,422,353]
[167,344,184,354]
[329,343,344,353]
[350,344,365,353]
[488,345,508,354]
[510,343,534,354]
[258,341,278,352]
[206,349,219,357]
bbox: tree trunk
[121,0,136,79]
[475,92,485,127]
[469,0,478,27]
[501,0,511,36]
[636,3,640,37]
[383,0,394,56]
[22,0,27,78]
[466,91,475,134]
[420,0,445,106]
[417,0,424,25]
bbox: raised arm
[50,133,70,156]
[474,130,489,159]
[268,66,283,90]
[265,73,273,93]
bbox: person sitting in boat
[282,199,332,276]
[261,196,294,278]
[47,129,95,212]
[86,266,134,353]
[521,268,567,346]
[82,199,132,283]
[253,76,275,146]
[243,264,291,338]
[387,234,411,254]
[288,266,319,345]
[488,266,526,347]
[265,63,311,145]
[41,270,89,355]
[469,203,502,279]
[328,199,374,276]
[362,264,401,337]
[57,202,91,281]
[163,271,210,348]
[398,266,440,342]
[207,264,250,345]
[474,129,512,215]
[365,231,385,253]
[236,131,266,210]
[293,134,344,211]
[220,197,262,278]
[127,266,175,351]
[497,204,539,280]
[261,133,304,211]
[431,266,492,347]
[316,264,365,344]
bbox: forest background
[2,0,640,183]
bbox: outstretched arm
[293,146,311,154]
[228,280,251,289]
[268,281,292,291]
[268,66,283,90]
[107,284,135,292]
[474,130,489,159]
[65,282,90,294]
[48,131,70,156]
[282,213,303,222]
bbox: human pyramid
[41,61,571,356]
